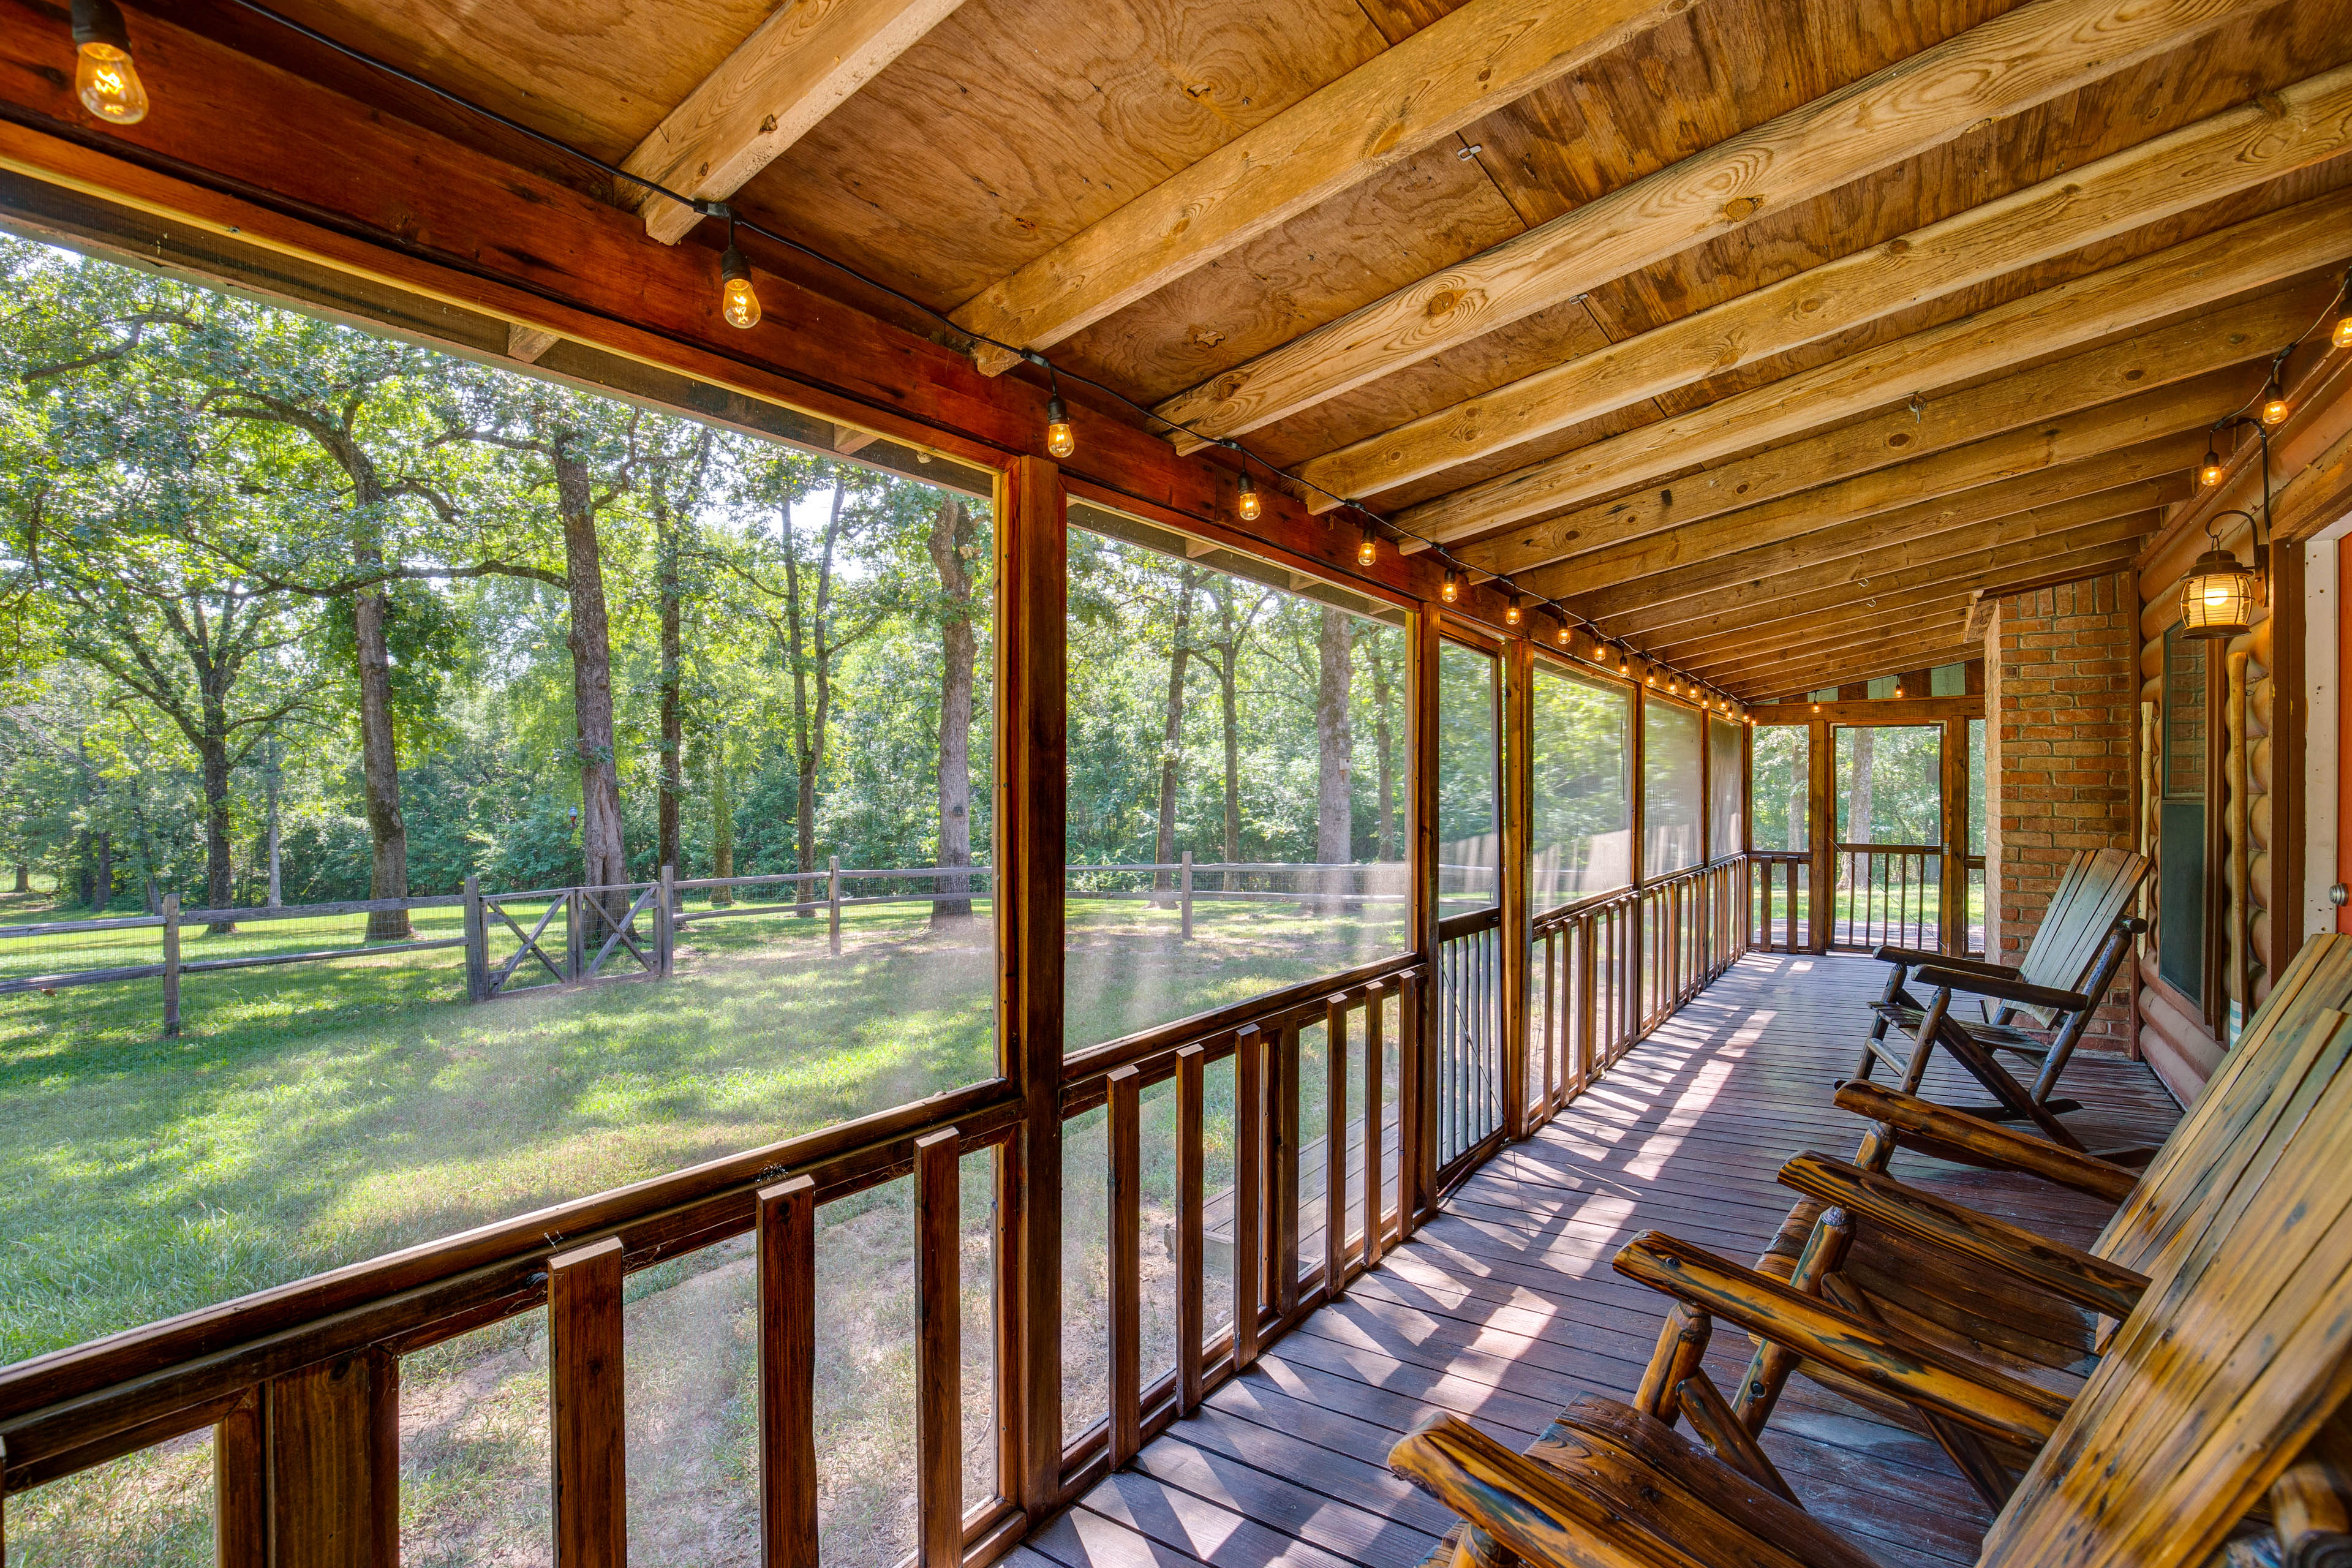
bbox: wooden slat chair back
[1392,946,2352,1567]
[1855,847,2148,1146]
[1702,934,2352,1512]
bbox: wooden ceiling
[172,0,2352,699]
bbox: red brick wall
[1989,570,2138,1049]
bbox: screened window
[1643,700,1703,876]
[1529,663,1630,907]
[1706,716,1743,863]
[2158,625,2209,1007]
[1751,726,1809,851]
[1967,718,1987,858]
[1438,640,1501,914]
[1061,510,1411,1050]
[1835,726,1942,845]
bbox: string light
[71,0,148,125]
[2337,268,2352,350]
[1555,618,1571,647]
[1238,472,1261,523]
[2261,363,2291,428]
[1441,570,1461,605]
[1355,521,1376,566]
[2198,444,2226,489]
[1045,391,1076,460]
[1504,593,1522,627]
[717,214,761,330]
[1618,654,1630,678]
[1646,673,1657,688]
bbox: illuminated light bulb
[1894,683,1905,698]
[718,244,761,330]
[1237,472,1261,523]
[2261,380,2290,427]
[1811,702,1821,713]
[2336,312,2352,351]
[1504,594,1521,627]
[1645,673,1656,688]
[72,0,147,125]
[1618,657,1630,677]
[1356,522,1377,567]
[1555,620,1570,647]
[1441,570,1460,605]
[2198,448,2225,489]
[1045,393,1075,460]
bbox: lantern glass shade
[2178,549,2260,639]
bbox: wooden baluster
[1175,1046,1205,1413]
[214,1392,264,1568]
[914,1128,963,1565]
[549,1237,625,1568]
[1362,982,1385,1273]
[1106,1068,1142,1469]
[1274,1023,1301,1320]
[1233,1024,1263,1369]
[758,1175,818,1568]
[1325,995,1349,1299]
[254,1349,398,1568]
[1397,971,1423,1240]
[161,892,181,1038]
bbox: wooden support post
[1273,1023,1302,1319]
[1325,994,1349,1298]
[758,1175,818,1568]
[463,874,488,1001]
[1940,715,1967,956]
[657,863,676,978]
[1575,918,1596,1095]
[260,1349,399,1568]
[1106,1068,1142,1468]
[1807,718,1834,953]
[566,888,586,983]
[914,1128,963,1568]
[1179,850,1193,940]
[1501,638,1532,1140]
[1398,970,1427,1241]
[1175,1044,1205,1414]
[214,1392,264,1568]
[999,456,1068,1518]
[827,855,842,957]
[160,891,181,1038]
[1233,1023,1264,1369]
[1362,981,1385,1272]
[549,1238,626,1568]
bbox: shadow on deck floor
[1011,950,2183,1568]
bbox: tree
[1152,564,1201,896]
[1199,578,1272,877]
[925,492,981,923]
[649,428,714,876]
[1315,607,1354,894]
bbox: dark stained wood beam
[1303,83,2352,513]
[1458,284,2321,579]
[1727,632,1985,701]
[1152,0,2274,447]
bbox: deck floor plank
[1036,952,2181,1568]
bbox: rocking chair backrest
[2008,848,2149,1027]
[1981,933,2352,1568]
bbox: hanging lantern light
[2178,511,2261,640]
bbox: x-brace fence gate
[463,873,676,1001]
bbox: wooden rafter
[946,0,1684,375]
[1728,634,1985,700]
[1569,444,2197,626]
[1510,360,2265,604]
[1449,279,2329,576]
[1302,68,2352,513]
[1148,0,2271,447]
[622,0,970,244]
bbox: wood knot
[1723,194,1766,222]
[1425,290,1460,318]
[1188,325,1225,349]
[1887,432,1911,448]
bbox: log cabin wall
[1981,572,2141,1052]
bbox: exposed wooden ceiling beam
[1686,609,1985,684]
[1635,513,2163,658]
[1516,364,2248,603]
[1321,118,2352,521]
[1448,281,2323,577]
[1724,631,1984,699]
[945,0,1684,376]
[622,0,969,244]
[1661,537,2146,666]
[1569,442,2196,626]
[1148,0,2268,447]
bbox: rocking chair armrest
[1911,966,2090,1014]
[1387,1415,1677,1568]
[1613,1231,2069,1447]
[1778,1152,2149,1319]
[1833,1082,2141,1203]
[1873,945,2018,980]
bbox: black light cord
[211,0,1743,706]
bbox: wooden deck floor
[1012,951,2184,1568]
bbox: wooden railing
[1747,850,1811,953]
[1434,906,1502,1170]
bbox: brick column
[1991,572,2138,1050]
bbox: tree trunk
[265,740,283,908]
[198,731,236,932]
[1844,728,1875,920]
[1153,568,1197,898]
[658,501,684,878]
[92,830,111,917]
[1370,638,1396,862]
[1314,608,1354,906]
[709,728,734,907]
[1219,650,1240,874]
[927,496,978,924]
[555,436,627,914]
[11,864,25,894]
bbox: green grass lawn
[0,886,1406,1567]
